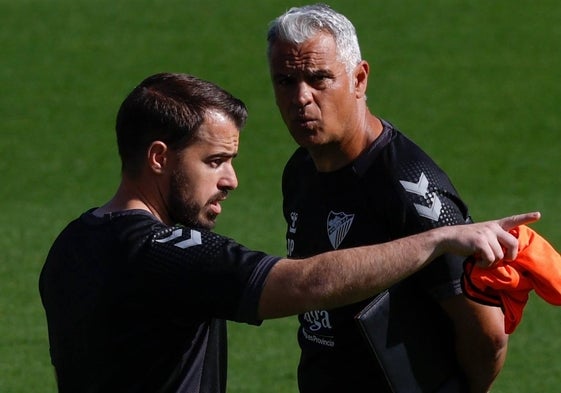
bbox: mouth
[295,116,317,129]
[208,193,228,216]
[209,201,222,216]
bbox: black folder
[355,285,467,392]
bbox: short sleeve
[139,226,281,324]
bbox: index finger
[497,211,541,231]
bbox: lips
[295,116,317,129]
[207,199,223,217]
[209,201,222,215]
[208,193,228,216]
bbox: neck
[311,113,383,172]
[93,177,169,224]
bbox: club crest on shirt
[327,211,355,250]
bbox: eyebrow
[207,152,238,160]
[273,68,335,80]
[309,69,335,78]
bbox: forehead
[190,111,239,150]
[269,32,342,71]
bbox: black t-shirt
[282,120,471,393]
[39,209,279,393]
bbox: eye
[207,154,236,169]
[308,72,331,88]
[274,74,295,87]
[208,158,224,168]
[311,74,326,83]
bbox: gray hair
[267,3,362,73]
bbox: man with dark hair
[40,72,538,393]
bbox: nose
[219,164,238,191]
[294,81,313,107]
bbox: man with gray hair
[268,4,508,392]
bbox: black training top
[283,120,471,392]
[39,209,280,393]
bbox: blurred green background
[1,0,560,391]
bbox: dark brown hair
[115,72,248,176]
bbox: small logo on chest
[289,212,298,233]
[327,211,355,250]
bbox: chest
[284,173,399,258]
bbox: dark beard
[167,169,225,230]
[168,194,203,228]
[167,170,205,228]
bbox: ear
[354,60,369,99]
[147,141,169,175]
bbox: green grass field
[1,0,560,391]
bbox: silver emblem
[327,211,355,249]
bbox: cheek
[170,172,189,202]
[171,166,200,201]
[276,102,293,125]
[192,171,220,199]
[324,92,352,118]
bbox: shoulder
[373,121,470,228]
[283,147,313,176]
[381,122,439,167]
[149,225,230,255]
[376,121,452,184]
[282,147,315,194]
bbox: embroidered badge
[327,211,355,249]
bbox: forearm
[259,229,444,319]
[457,334,507,393]
[444,298,509,393]
[258,212,538,319]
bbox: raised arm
[258,212,540,319]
